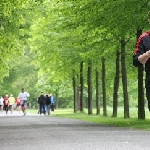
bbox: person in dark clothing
[38,92,46,115]
[45,94,51,115]
[133,11,150,111]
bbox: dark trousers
[146,75,150,111]
[146,87,150,111]
[39,104,45,114]
[4,105,8,112]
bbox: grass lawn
[28,107,150,131]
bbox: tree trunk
[72,70,77,113]
[77,86,80,110]
[96,68,100,115]
[112,50,120,117]
[80,61,84,112]
[120,39,129,118]
[55,89,58,109]
[136,28,145,119]
[102,57,107,116]
[88,60,92,115]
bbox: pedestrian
[18,88,30,116]
[50,94,54,112]
[8,94,15,114]
[38,92,46,115]
[45,94,51,115]
[37,98,40,114]
[0,96,4,112]
[3,95,9,115]
[133,11,150,111]
[15,97,21,113]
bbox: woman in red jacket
[3,95,9,115]
[15,97,21,113]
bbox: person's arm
[26,92,30,97]
[133,36,150,66]
[138,50,150,64]
[51,96,54,104]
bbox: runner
[3,95,9,115]
[0,96,4,112]
[18,88,30,116]
[8,94,15,114]
[15,97,21,113]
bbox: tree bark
[102,57,107,116]
[87,60,92,115]
[80,61,84,112]
[136,28,145,119]
[73,70,77,113]
[121,39,129,118]
[96,68,100,115]
[55,89,58,109]
[112,50,120,117]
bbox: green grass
[28,107,150,130]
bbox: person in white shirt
[18,88,30,116]
[0,96,4,112]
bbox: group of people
[0,88,30,116]
[37,92,54,115]
[0,88,55,116]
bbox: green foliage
[1,0,150,111]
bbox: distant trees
[1,0,150,119]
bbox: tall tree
[88,60,92,115]
[121,39,129,118]
[80,61,84,112]
[96,67,100,115]
[102,57,107,116]
[112,50,120,117]
[136,29,145,119]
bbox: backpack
[38,96,43,104]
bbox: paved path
[0,111,150,150]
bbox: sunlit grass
[28,107,150,130]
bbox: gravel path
[0,110,150,150]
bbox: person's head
[10,94,13,97]
[41,92,44,95]
[5,94,8,98]
[21,88,24,93]
[148,11,150,24]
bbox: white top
[0,98,3,105]
[18,92,30,101]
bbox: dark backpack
[38,95,45,104]
[45,95,50,105]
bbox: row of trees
[1,0,150,119]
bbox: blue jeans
[45,104,50,115]
[39,104,45,114]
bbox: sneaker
[24,112,26,116]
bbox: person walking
[8,94,15,114]
[133,11,150,111]
[18,88,30,116]
[38,92,46,115]
[45,94,51,115]
[50,94,54,112]
[3,95,9,115]
[0,96,4,112]
[15,97,21,113]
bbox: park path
[0,110,150,150]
